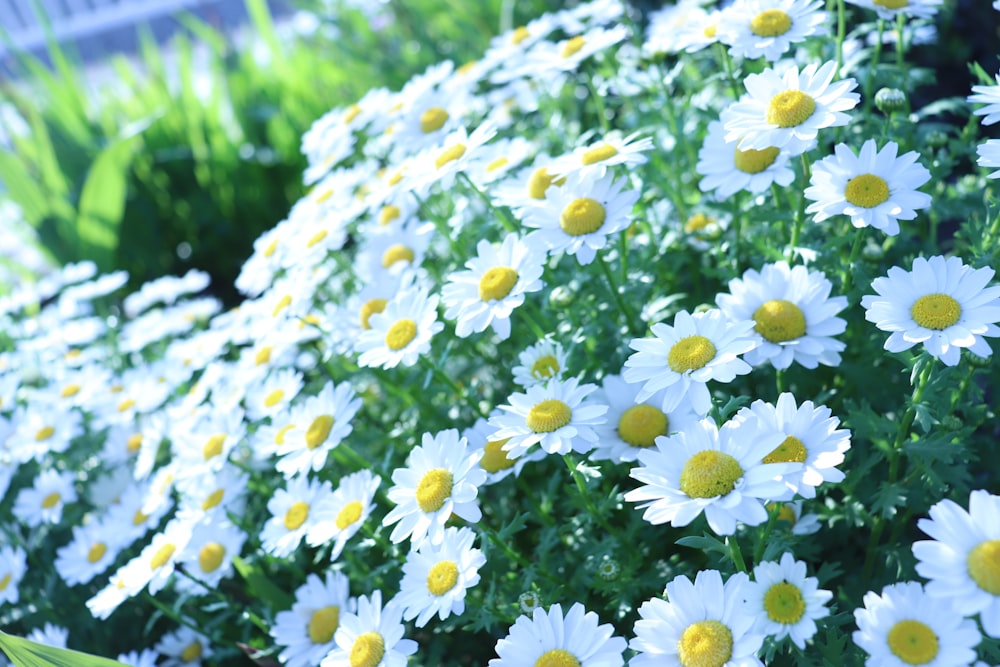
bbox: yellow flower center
[684,213,715,233]
[308,606,341,644]
[526,399,572,433]
[150,543,176,570]
[750,9,792,37]
[202,489,225,511]
[677,620,734,667]
[560,198,606,236]
[344,104,362,124]
[618,404,669,448]
[381,243,415,268]
[561,35,585,58]
[887,620,939,665]
[35,426,55,442]
[307,229,328,248]
[87,542,107,564]
[350,632,385,667]
[844,173,890,208]
[581,142,619,165]
[420,107,449,134]
[61,383,81,398]
[479,266,519,302]
[416,468,454,512]
[733,146,780,174]
[535,649,581,667]
[336,500,364,529]
[481,438,516,473]
[388,170,405,186]
[528,167,563,199]
[511,26,530,44]
[766,90,817,128]
[379,205,401,226]
[0,574,9,592]
[203,433,226,460]
[436,143,467,169]
[385,318,418,351]
[773,503,797,523]
[679,450,744,499]
[360,298,388,329]
[127,433,143,453]
[198,542,226,573]
[910,294,961,331]
[874,0,908,7]
[306,415,335,449]
[427,560,459,596]
[763,435,808,463]
[967,539,1000,595]
[275,424,296,446]
[486,156,509,172]
[703,24,718,38]
[272,294,292,318]
[284,501,310,530]
[41,492,61,509]
[132,509,149,526]
[264,389,285,408]
[754,299,806,343]
[263,239,279,258]
[667,335,717,373]
[531,355,560,380]
[764,581,806,624]
[181,642,203,664]
[255,346,272,365]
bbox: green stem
[753,505,779,564]
[728,536,748,573]
[562,454,618,537]
[585,76,612,134]
[419,356,487,418]
[597,250,641,336]
[787,154,810,264]
[865,20,885,114]
[732,192,744,272]
[835,0,846,77]
[459,171,517,233]
[840,227,867,295]
[716,42,741,100]
[895,13,906,73]
[775,368,786,396]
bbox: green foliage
[0,632,126,667]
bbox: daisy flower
[441,233,546,340]
[845,0,944,20]
[174,518,246,594]
[550,131,655,177]
[124,516,196,596]
[244,367,304,422]
[463,414,546,485]
[382,429,486,548]
[511,336,568,387]
[721,61,860,155]
[13,468,78,527]
[716,0,827,62]
[623,309,758,416]
[116,649,160,667]
[354,218,434,282]
[356,285,444,370]
[645,1,721,55]
[522,170,639,265]
[853,581,980,666]
[276,380,362,477]
[54,520,126,587]
[747,552,832,648]
[464,136,535,187]
[769,500,822,535]
[913,490,1000,637]
[804,139,932,236]
[406,121,498,196]
[861,255,1000,366]
[271,571,354,667]
[0,545,27,605]
[261,476,334,557]
[977,140,1000,178]
[489,602,627,666]
[7,403,82,463]
[396,526,486,627]
[630,569,764,667]
[27,624,68,649]
[969,70,1000,126]
[320,590,418,667]
[308,469,381,560]
[156,626,213,667]
[716,261,848,370]
[491,158,567,212]
[625,417,795,535]
[489,377,608,458]
[697,120,795,198]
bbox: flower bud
[874,87,907,114]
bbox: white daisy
[128,516,196,595]
[747,552,832,648]
[382,429,486,548]
[623,309,758,416]
[845,0,944,20]
[625,417,795,535]
[969,70,1000,126]
[244,367,304,422]
[405,121,498,196]
[54,520,126,587]
[721,60,860,155]
[441,233,546,340]
[716,0,827,62]
[276,380,362,477]
[463,414,546,485]
[804,139,932,236]
[13,468,78,527]
[630,569,764,667]
[913,490,1000,638]
[464,136,535,186]
[356,285,444,370]
[550,131,655,177]
[511,336,568,388]
[271,571,355,667]
[716,261,848,370]
[489,602,627,666]
[261,476,334,558]
[156,626,213,667]
[116,649,160,667]
[0,545,27,605]
[697,120,795,198]
[861,255,1000,366]
[853,581,980,666]
[308,469,381,560]
[320,590,418,667]
[489,377,608,458]
[768,499,822,535]
[396,526,486,627]
[491,158,567,212]
[645,1,720,55]
[977,139,1000,178]
[174,518,246,594]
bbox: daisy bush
[3,0,1000,665]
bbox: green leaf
[675,533,729,556]
[0,631,127,666]
[0,149,50,223]
[76,137,139,268]
[231,556,294,611]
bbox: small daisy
[550,131,655,177]
[27,623,68,649]
[768,500,822,535]
[320,590,418,667]
[721,61,860,155]
[747,552,832,648]
[382,429,486,548]
[511,336,568,387]
[276,380,362,477]
[716,0,827,62]
[489,377,608,458]
[522,170,639,265]
[441,233,546,340]
[0,545,27,605]
[54,520,126,587]
[626,417,795,535]
[356,285,444,370]
[174,518,246,594]
[969,70,1000,126]
[853,581,980,666]
[406,121,498,196]
[116,649,160,667]
[913,490,1000,638]
[645,1,721,54]
[977,140,1000,178]
[244,367,304,422]
[308,469,381,560]
[861,255,1000,366]
[489,602,627,666]
[697,120,795,198]
[716,261,848,370]
[623,309,758,416]
[396,526,486,627]
[630,569,764,667]
[13,468,78,527]
[845,0,943,20]
[804,139,932,236]
[261,476,334,557]
[271,571,354,667]
[156,626,213,667]
[491,158,567,212]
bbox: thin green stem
[597,250,641,336]
[753,506,780,564]
[895,13,905,73]
[728,536,748,573]
[731,192,744,272]
[562,454,618,538]
[835,0,846,77]
[716,42,741,100]
[585,76,612,134]
[459,171,517,233]
[864,20,885,114]
[775,368,786,396]
[787,154,811,264]
[840,227,867,295]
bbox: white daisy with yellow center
[861,255,1000,366]
[511,336,569,388]
[464,414,546,486]
[355,218,434,283]
[0,545,27,606]
[805,139,932,236]
[489,376,608,458]
[914,490,1000,638]
[155,626,214,667]
[489,602,628,666]
[308,469,381,560]
[721,60,859,156]
[261,476,334,558]
[129,516,196,596]
[550,131,655,178]
[464,136,535,186]
[175,518,246,594]
[320,590,417,667]
[356,284,444,370]
[644,1,720,55]
[626,417,796,535]
[12,468,78,528]
[491,157,568,212]
[276,380,362,478]
[8,403,83,464]
[271,571,355,667]
[405,121,498,197]
[382,429,486,548]
[853,581,980,666]
[629,569,764,667]
[396,526,486,627]
[244,367,304,422]
[846,0,944,20]
[697,120,795,198]
[747,552,832,649]
[176,464,250,520]
[715,0,826,62]
[54,520,125,587]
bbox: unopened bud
[874,87,907,114]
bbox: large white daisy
[395,526,485,627]
[356,284,444,370]
[716,0,827,62]
[697,120,795,199]
[320,590,417,667]
[489,602,627,666]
